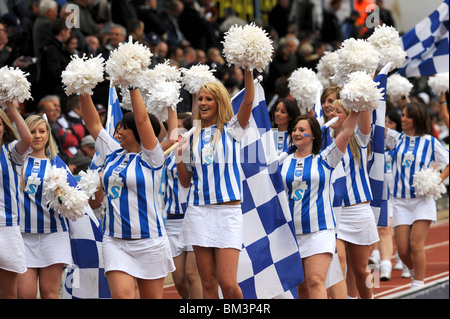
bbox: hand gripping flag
[232,77,304,299]
[89,86,123,170]
[368,62,392,227]
[398,0,449,77]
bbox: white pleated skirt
[0,226,27,274]
[22,232,72,268]
[392,196,437,228]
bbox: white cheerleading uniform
[280,142,344,235]
[96,129,166,239]
[385,129,449,199]
[181,116,248,250]
[20,156,71,233]
[185,116,248,206]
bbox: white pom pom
[222,23,273,72]
[316,51,339,85]
[367,24,407,71]
[105,36,153,87]
[288,67,323,110]
[44,166,88,221]
[62,54,105,96]
[180,64,216,94]
[387,74,413,102]
[340,71,383,112]
[78,169,101,199]
[428,72,449,95]
[151,60,182,83]
[140,64,182,121]
[331,38,380,86]
[412,167,446,200]
[0,66,32,105]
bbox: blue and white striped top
[1,141,31,227]
[185,116,247,206]
[96,129,165,239]
[164,152,189,216]
[19,156,72,233]
[280,142,344,234]
[273,130,290,155]
[340,129,373,206]
[385,130,449,198]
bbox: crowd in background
[0,0,448,166]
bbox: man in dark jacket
[38,18,71,108]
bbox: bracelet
[440,101,447,105]
[127,85,139,91]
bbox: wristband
[440,101,447,105]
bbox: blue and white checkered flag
[90,86,123,170]
[398,0,449,77]
[232,77,304,299]
[61,207,111,299]
[368,63,392,227]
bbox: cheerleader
[272,98,300,155]
[176,68,255,299]
[281,108,360,299]
[329,100,379,299]
[164,114,202,299]
[0,101,32,299]
[79,89,175,299]
[17,115,74,299]
[385,101,449,289]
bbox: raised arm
[129,88,158,151]
[160,107,178,151]
[357,110,371,135]
[79,94,104,140]
[236,68,255,128]
[5,100,31,155]
[334,110,361,153]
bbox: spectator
[68,135,96,175]
[18,0,41,58]
[110,0,138,30]
[320,0,343,47]
[65,95,89,140]
[127,18,145,43]
[70,0,101,36]
[178,0,217,51]
[167,44,184,67]
[38,18,72,106]
[32,0,58,58]
[206,46,224,69]
[219,7,247,34]
[136,0,166,37]
[159,0,190,47]
[268,0,290,38]
[85,35,100,56]
[376,0,396,27]
[266,44,298,99]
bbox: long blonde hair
[193,81,234,150]
[0,109,19,147]
[25,115,58,158]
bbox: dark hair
[121,112,161,144]
[178,113,192,130]
[288,115,322,155]
[273,98,301,128]
[402,102,431,136]
[386,110,402,133]
[51,18,69,36]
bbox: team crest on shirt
[24,175,41,195]
[402,153,415,167]
[107,175,124,199]
[291,180,308,201]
